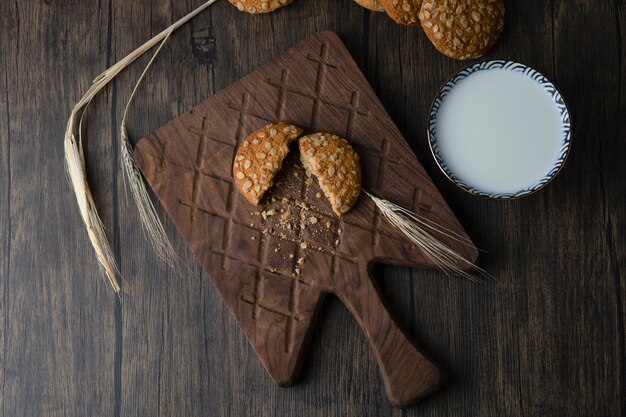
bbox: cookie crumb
[300,242,308,249]
[310,217,318,225]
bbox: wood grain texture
[0,4,11,416]
[0,2,118,417]
[134,31,476,407]
[0,0,625,416]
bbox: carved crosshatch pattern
[266,44,370,138]
[135,32,477,407]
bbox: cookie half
[299,133,362,216]
[233,123,303,205]
[379,0,422,26]
[354,0,385,12]
[229,0,295,14]
[419,0,505,60]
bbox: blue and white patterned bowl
[427,60,572,199]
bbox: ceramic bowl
[428,60,571,199]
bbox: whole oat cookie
[229,0,295,14]
[233,123,303,205]
[299,133,362,216]
[379,0,422,26]
[419,0,505,60]
[354,0,385,12]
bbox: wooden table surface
[1,1,624,416]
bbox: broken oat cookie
[233,123,303,205]
[299,133,362,216]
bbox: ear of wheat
[120,33,183,273]
[365,191,490,283]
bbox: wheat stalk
[64,0,219,292]
[364,191,490,283]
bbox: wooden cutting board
[135,31,478,408]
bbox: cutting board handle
[334,266,443,408]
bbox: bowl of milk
[428,61,572,199]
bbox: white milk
[434,69,564,195]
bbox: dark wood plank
[610,3,626,415]
[527,1,624,415]
[0,1,118,416]
[0,2,13,415]
[112,2,274,416]
[0,0,624,416]
[614,5,626,417]
[110,2,216,417]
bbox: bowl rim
[427,59,573,200]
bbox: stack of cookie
[228,0,505,60]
